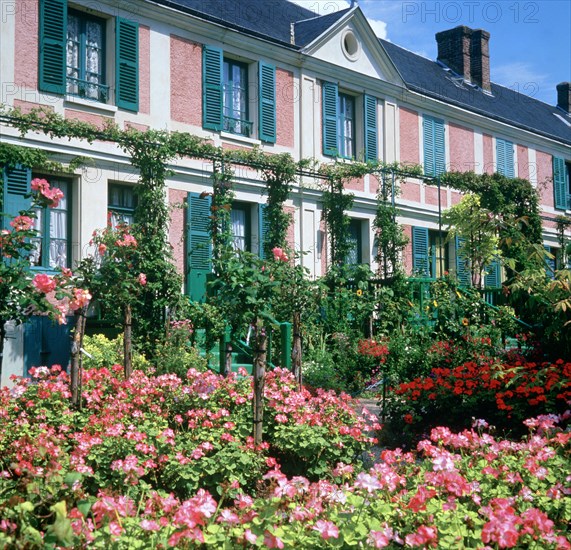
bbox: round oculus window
[341,30,360,61]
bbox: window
[496,138,515,177]
[203,46,276,143]
[31,178,70,270]
[223,60,251,137]
[66,10,108,101]
[39,0,139,111]
[553,156,571,210]
[322,82,378,161]
[345,219,363,265]
[230,203,251,251]
[423,115,445,176]
[338,94,355,159]
[108,184,137,228]
[412,227,449,278]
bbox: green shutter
[423,116,445,176]
[258,203,270,259]
[363,94,378,162]
[322,81,338,156]
[433,118,445,176]
[2,165,32,230]
[412,226,429,276]
[484,258,501,288]
[202,46,223,131]
[423,116,435,176]
[259,62,276,143]
[553,156,567,210]
[186,192,212,303]
[455,236,471,287]
[39,0,67,95]
[496,139,514,178]
[116,17,139,111]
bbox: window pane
[338,94,354,158]
[30,208,43,266]
[231,208,246,251]
[66,14,80,95]
[223,60,249,135]
[66,12,105,100]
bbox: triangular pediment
[299,8,403,86]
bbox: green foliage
[82,334,149,371]
[442,192,500,287]
[153,321,208,378]
[441,171,542,272]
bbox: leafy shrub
[153,320,207,378]
[82,333,149,371]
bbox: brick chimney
[436,26,472,79]
[470,29,491,92]
[556,82,571,112]
[436,26,491,92]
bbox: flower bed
[1,366,569,548]
[383,358,571,446]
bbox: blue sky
[292,0,571,106]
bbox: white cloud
[288,0,388,39]
[367,18,388,40]
[493,62,550,100]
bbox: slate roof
[149,0,317,46]
[381,39,571,146]
[294,8,352,47]
[149,0,571,147]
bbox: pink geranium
[313,519,339,540]
[32,273,57,294]
[138,273,147,285]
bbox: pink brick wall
[450,190,463,206]
[399,108,420,165]
[169,189,187,275]
[124,121,150,132]
[170,35,202,126]
[425,185,446,207]
[449,123,474,172]
[345,176,364,192]
[285,206,295,250]
[13,99,53,113]
[401,181,421,202]
[536,151,554,209]
[369,175,379,195]
[517,144,529,180]
[402,225,413,273]
[276,69,294,148]
[64,109,111,129]
[14,0,38,91]
[483,134,494,174]
[139,25,151,115]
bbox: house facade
[1,0,570,384]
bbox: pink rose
[138,273,147,286]
[32,273,57,294]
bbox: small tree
[88,223,148,378]
[443,193,500,288]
